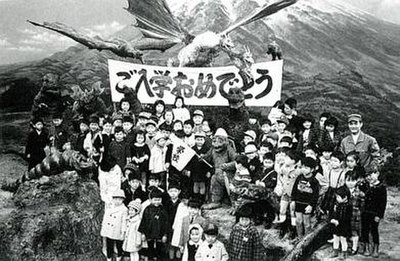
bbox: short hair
[263,152,275,161]
[159,122,173,131]
[284,97,297,109]
[114,126,124,134]
[275,147,290,155]
[304,144,320,155]
[260,140,274,150]
[149,188,163,199]
[280,136,293,145]
[235,154,249,169]
[183,119,194,127]
[135,130,146,141]
[331,151,345,162]
[286,150,302,163]
[260,118,272,126]
[302,113,314,124]
[324,116,339,129]
[320,112,331,119]
[173,96,186,108]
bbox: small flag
[169,135,196,171]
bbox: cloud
[18,28,75,47]
[82,21,125,38]
[0,35,11,47]
[7,46,44,53]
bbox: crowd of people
[25,93,387,261]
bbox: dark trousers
[106,238,123,258]
[361,212,380,244]
[147,240,164,259]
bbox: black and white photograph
[0,0,399,260]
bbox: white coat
[100,204,128,240]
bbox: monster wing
[125,0,188,43]
[220,0,298,35]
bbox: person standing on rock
[25,117,50,170]
[340,114,380,170]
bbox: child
[329,185,352,259]
[321,116,341,152]
[49,112,69,151]
[173,120,184,132]
[266,132,279,148]
[320,151,346,215]
[84,115,102,165]
[297,113,314,152]
[145,119,158,149]
[244,143,262,181]
[276,117,290,141]
[192,109,204,133]
[25,117,49,170]
[123,115,135,146]
[149,132,169,189]
[241,130,257,153]
[319,144,334,177]
[172,96,190,123]
[98,156,123,206]
[228,205,265,261]
[275,150,302,239]
[278,136,293,149]
[129,130,150,187]
[195,223,228,261]
[258,140,274,161]
[153,99,166,123]
[100,189,128,261]
[187,131,212,202]
[178,199,207,253]
[259,118,273,143]
[165,182,182,260]
[344,153,368,255]
[292,157,320,239]
[182,224,203,261]
[134,111,149,133]
[123,200,143,261]
[183,119,195,147]
[122,164,148,205]
[256,152,277,190]
[98,117,114,159]
[113,97,135,120]
[160,109,174,129]
[138,188,169,261]
[108,126,130,171]
[360,167,387,258]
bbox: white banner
[108,59,282,106]
[169,135,196,171]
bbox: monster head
[227,87,245,109]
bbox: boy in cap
[292,157,320,239]
[165,182,182,260]
[240,130,257,153]
[26,117,50,170]
[183,119,195,148]
[244,142,262,181]
[186,131,212,203]
[228,205,265,261]
[195,223,228,261]
[145,118,158,149]
[192,110,204,133]
[138,188,169,261]
[122,163,148,206]
[100,189,128,261]
[149,132,169,189]
[133,111,150,133]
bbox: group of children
[25,95,387,260]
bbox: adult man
[340,114,380,169]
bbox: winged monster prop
[29,0,297,78]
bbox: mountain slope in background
[0,0,400,148]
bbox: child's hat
[112,114,123,122]
[335,185,350,199]
[244,130,257,141]
[266,132,279,141]
[128,200,142,212]
[146,119,157,127]
[203,222,218,235]
[154,132,165,142]
[78,117,90,126]
[124,162,138,173]
[187,198,202,209]
[168,181,181,191]
[89,115,100,124]
[188,223,203,236]
[159,122,173,131]
[214,128,228,138]
[193,110,204,117]
[148,172,161,181]
[31,117,44,125]
[122,115,133,123]
[236,205,253,218]
[244,143,258,154]
[277,116,289,125]
[302,157,317,169]
[149,187,163,199]
[194,131,206,138]
[280,136,293,144]
[138,111,150,119]
[112,189,126,199]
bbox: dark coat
[25,129,49,169]
[138,205,169,240]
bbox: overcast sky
[0,0,399,65]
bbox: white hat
[112,189,126,199]
[214,128,228,137]
[244,130,257,141]
[244,143,258,154]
